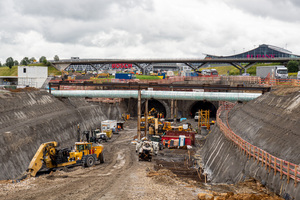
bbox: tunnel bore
[190,101,217,118]
[142,99,166,118]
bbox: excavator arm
[28,141,58,177]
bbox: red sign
[112,63,132,69]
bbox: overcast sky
[1,0,300,63]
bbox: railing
[216,104,300,186]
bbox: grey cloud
[8,0,154,45]
[14,0,153,21]
[225,0,300,22]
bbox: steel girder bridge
[50,57,300,75]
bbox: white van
[297,71,300,79]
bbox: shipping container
[115,73,135,79]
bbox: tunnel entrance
[190,101,217,118]
[142,99,166,118]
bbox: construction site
[0,79,299,200]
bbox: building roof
[204,44,300,58]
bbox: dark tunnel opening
[142,99,166,118]
[190,101,217,118]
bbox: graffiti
[111,63,132,69]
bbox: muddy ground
[0,119,282,200]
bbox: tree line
[0,55,59,69]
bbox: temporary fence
[216,104,300,186]
[259,78,300,87]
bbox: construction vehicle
[140,116,155,130]
[136,140,154,161]
[148,108,158,117]
[150,135,163,151]
[28,141,104,177]
[148,118,164,135]
[171,123,193,132]
[90,129,108,143]
[93,73,110,78]
[162,121,172,132]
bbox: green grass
[136,75,161,80]
[47,66,61,76]
[199,63,280,76]
[0,66,18,76]
[0,64,61,76]
[289,72,297,76]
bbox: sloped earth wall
[0,91,126,180]
[202,92,300,199]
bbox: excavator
[148,108,158,117]
[28,141,104,177]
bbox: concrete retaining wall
[0,91,125,180]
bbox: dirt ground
[0,119,282,200]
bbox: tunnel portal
[142,99,166,118]
[190,101,217,118]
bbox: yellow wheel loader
[28,141,104,177]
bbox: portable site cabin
[101,120,118,135]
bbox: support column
[145,99,148,138]
[174,100,178,120]
[170,87,174,119]
[137,89,141,140]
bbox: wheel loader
[28,141,104,177]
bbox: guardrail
[216,103,299,186]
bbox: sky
[1,0,300,63]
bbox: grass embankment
[136,75,161,80]
[0,64,61,76]
[201,63,280,76]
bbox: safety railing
[216,104,300,186]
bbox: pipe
[51,90,261,102]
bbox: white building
[17,66,48,88]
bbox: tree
[287,60,300,72]
[0,62,2,67]
[39,56,47,64]
[29,57,36,63]
[20,57,30,66]
[14,60,19,66]
[54,55,59,61]
[6,57,14,69]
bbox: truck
[256,66,288,79]
[28,141,104,177]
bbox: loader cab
[75,142,92,155]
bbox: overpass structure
[50,57,300,75]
